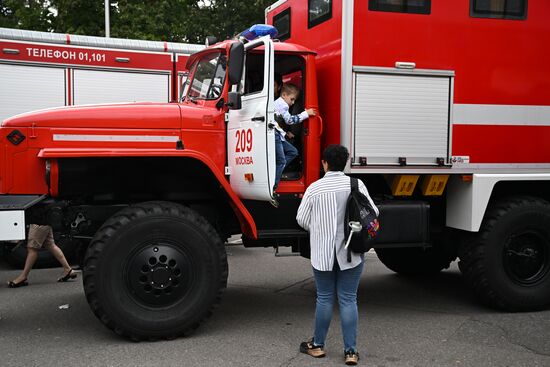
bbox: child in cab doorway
[273,83,316,192]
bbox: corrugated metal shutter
[353,71,451,165]
[0,63,66,121]
[73,69,170,105]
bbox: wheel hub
[504,231,549,286]
[126,243,193,306]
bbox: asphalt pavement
[1,245,549,367]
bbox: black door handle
[251,116,265,122]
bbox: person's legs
[336,261,364,354]
[312,266,337,346]
[9,224,46,284]
[44,243,72,274]
[274,133,286,189]
[42,227,74,278]
[282,139,298,169]
[10,247,39,283]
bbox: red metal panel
[38,147,257,239]
[453,124,550,163]
[353,1,550,106]
[350,1,550,165]
[0,40,173,71]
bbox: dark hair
[274,72,283,86]
[322,144,349,171]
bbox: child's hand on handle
[306,108,316,117]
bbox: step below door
[352,66,454,166]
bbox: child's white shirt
[273,97,309,139]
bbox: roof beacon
[240,24,278,41]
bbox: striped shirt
[296,171,379,271]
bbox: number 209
[235,129,253,152]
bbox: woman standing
[296,144,378,365]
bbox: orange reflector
[461,174,473,182]
[244,173,254,182]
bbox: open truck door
[227,36,276,201]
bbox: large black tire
[375,246,455,275]
[458,196,550,311]
[4,236,79,269]
[83,201,228,340]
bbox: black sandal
[57,269,77,282]
[7,279,28,288]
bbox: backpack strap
[350,177,358,193]
[347,177,358,262]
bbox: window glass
[243,51,265,96]
[273,8,291,41]
[470,0,527,20]
[179,72,189,102]
[187,52,227,100]
[368,0,431,14]
[308,0,332,28]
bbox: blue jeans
[274,132,298,189]
[312,261,364,353]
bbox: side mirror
[228,42,244,86]
[227,91,242,110]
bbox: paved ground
[1,246,549,367]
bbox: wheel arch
[40,148,257,238]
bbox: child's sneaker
[299,338,325,358]
[344,350,359,365]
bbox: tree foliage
[0,0,274,43]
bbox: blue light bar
[239,24,278,41]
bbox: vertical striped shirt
[296,171,379,271]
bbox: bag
[345,177,380,261]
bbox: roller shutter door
[0,63,66,121]
[353,70,452,165]
[73,69,170,105]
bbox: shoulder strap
[350,177,358,192]
[347,177,359,263]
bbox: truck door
[227,37,276,201]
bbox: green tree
[1,0,277,43]
[110,0,194,42]
[0,0,50,30]
[182,0,274,43]
[48,0,105,36]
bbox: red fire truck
[1,0,549,340]
[0,27,203,266]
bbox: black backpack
[345,177,380,261]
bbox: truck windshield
[186,51,227,101]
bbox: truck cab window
[187,52,227,100]
[368,0,431,15]
[470,0,527,20]
[309,0,332,28]
[274,8,291,41]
